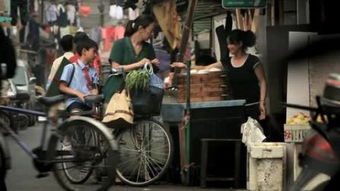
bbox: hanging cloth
[0,0,5,13]
[128,8,139,20]
[79,6,92,17]
[109,4,123,20]
[89,27,102,45]
[109,5,117,19]
[116,6,123,20]
[26,18,40,50]
[57,4,68,27]
[10,0,28,26]
[46,4,58,25]
[66,4,76,25]
[152,0,180,49]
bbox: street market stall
[162,99,246,186]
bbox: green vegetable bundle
[125,69,151,90]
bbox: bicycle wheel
[62,124,98,184]
[0,111,12,134]
[116,119,173,186]
[0,146,7,191]
[48,116,118,191]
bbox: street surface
[5,123,244,191]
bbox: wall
[286,31,316,118]
[266,25,313,117]
[286,32,340,117]
[309,34,340,107]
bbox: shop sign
[0,16,12,23]
[222,0,266,8]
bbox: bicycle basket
[131,87,164,116]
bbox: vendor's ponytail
[125,20,136,37]
[124,14,155,37]
[242,30,256,47]
[228,29,256,50]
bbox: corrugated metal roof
[193,0,227,34]
[78,0,225,35]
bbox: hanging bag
[102,88,134,127]
[240,117,266,147]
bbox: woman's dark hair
[227,29,256,50]
[59,35,74,52]
[76,38,98,56]
[124,14,155,37]
[74,31,89,45]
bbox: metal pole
[98,0,105,27]
[40,0,44,24]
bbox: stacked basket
[176,69,230,102]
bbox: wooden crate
[205,71,225,83]
[177,74,204,84]
[176,72,229,103]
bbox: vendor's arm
[111,58,150,72]
[166,62,223,88]
[165,62,187,88]
[151,58,160,67]
[254,64,267,120]
[191,62,223,70]
[170,62,187,68]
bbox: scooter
[287,73,340,191]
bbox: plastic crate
[284,125,312,143]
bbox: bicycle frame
[0,106,46,159]
[0,93,119,191]
[0,95,109,162]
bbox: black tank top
[222,54,260,104]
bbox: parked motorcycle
[287,73,340,191]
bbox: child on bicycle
[59,38,99,113]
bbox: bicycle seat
[9,93,30,101]
[84,94,104,105]
[38,95,65,107]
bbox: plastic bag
[241,117,266,147]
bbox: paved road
[5,123,243,191]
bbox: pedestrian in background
[0,15,17,191]
[46,34,74,90]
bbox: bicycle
[0,93,119,191]
[68,93,174,187]
[102,64,174,186]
